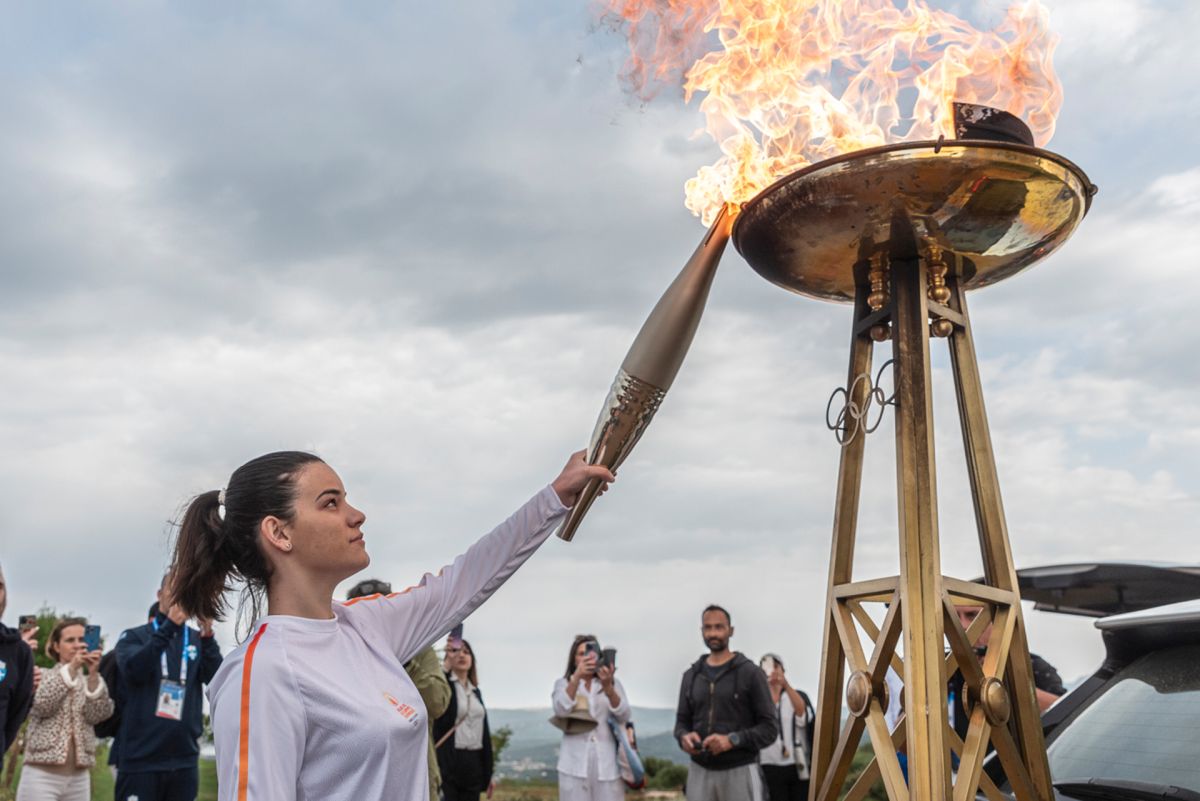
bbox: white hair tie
[217,488,227,521]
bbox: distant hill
[489,707,684,777]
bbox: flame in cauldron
[601,0,1064,224]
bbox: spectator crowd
[1,557,1060,801]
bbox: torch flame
[602,0,1063,224]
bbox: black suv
[984,562,1200,800]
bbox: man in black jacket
[675,605,777,801]
[114,584,222,801]
[0,564,36,758]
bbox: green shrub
[643,756,688,791]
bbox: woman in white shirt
[757,653,811,801]
[551,635,631,801]
[167,449,612,801]
[433,639,493,801]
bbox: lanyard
[152,619,190,686]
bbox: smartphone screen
[83,625,102,652]
[18,615,37,631]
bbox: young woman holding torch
[167,449,612,801]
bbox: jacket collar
[691,650,748,679]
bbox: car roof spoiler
[986,562,1200,617]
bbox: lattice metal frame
[809,257,1054,801]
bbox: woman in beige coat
[16,617,114,801]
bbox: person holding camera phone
[17,617,114,801]
[551,634,631,801]
[757,654,813,801]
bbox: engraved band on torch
[558,205,736,542]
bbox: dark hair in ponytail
[170,451,324,633]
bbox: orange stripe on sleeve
[237,623,270,801]
[339,587,412,606]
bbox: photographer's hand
[83,650,102,689]
[597,665,620,708]
[597,665,614,691]
[567,654,597,700]
[19,625,38,650]
[680,732,702,756]
[166,603,188,627]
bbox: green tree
[490,725,513,765]
[30,608,61,668]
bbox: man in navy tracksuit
[115,598,222,801]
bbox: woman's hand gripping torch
[557,205,737,541]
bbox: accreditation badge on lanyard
[153,620,189,721]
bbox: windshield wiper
[1055,778,1200,801]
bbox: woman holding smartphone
[17,618,113,801]
[434,639,495,801]
[168,449,612,801]
[551,634,631,801]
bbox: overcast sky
[2,0,1198,711]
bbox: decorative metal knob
[846,671,874,718]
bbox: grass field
[0,745,217,801]
[2,745,886,800]
[1,756,679,801]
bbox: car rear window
[1045,643,1200,790]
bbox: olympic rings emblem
[825,359,896,445]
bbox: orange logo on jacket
[382,692,421,726]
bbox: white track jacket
[208,486,568,801]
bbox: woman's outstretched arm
[340,452,613,663]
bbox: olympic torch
[557,206,736,541]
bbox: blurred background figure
[0,563,36,760]
[17,617,113,801]
[113,577,222,801]
[434,637,495,801]
[951,604,1065,716]
[551,634,630,801]
[96,601,160,782]
[347,578,451,800]
[758,653,813,801]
